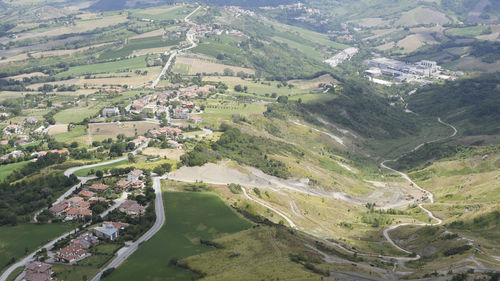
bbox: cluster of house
[49,169,146,220]
[116,169,146,190]
[147,126,184,148]
[364,57,456,84]
[54,232,98,263]
[24,261,55,281]
[0,148,69,163]
[189,21,245,38]
[128,83,214,117]
[49,195,95,220]
[54,220,129,264]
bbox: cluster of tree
[152,163,172,175]
[5,152,68,182]
[0,172,78,226]
[181,125,300,179]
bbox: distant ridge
[87,0,295,11]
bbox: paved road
[0,143,148,281]
[90,176,166,281]
[151,6,201,88]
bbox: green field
[99,36,181,60]
[53,125,87,143]
[0,161,29,180]
[445,25,491,37]
[55,56,148,78]
[0,223,73,272]
[73,159,128,177]
[104,191,252,281]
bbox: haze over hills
[0,0,498,280]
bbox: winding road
[151,6,201,88]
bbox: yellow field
[142,147,185,161]
[48,124,68,135]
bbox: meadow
[0,223,73,272]
[104,191,252,281]
[0,161,29,180]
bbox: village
[17,168,151,281]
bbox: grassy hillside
[104,191,252,281]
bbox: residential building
[189,115,202,124]
[89,184,109,192]
[173,108,189,119]
[49,202,69,217]
[119,200,146,217]
[78,190,95,198]
[93,222,127,241]
[101,107,120,117]
[127,169,143,181]
[25,261,53,281]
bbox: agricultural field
[99,36,181,60]
[105,191,252,281]
[445,25,492,37]
[173,54,255,75]
[88,121,159,141]
[55,56,148,78]
[0,223,73,272]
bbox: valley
[0,0,498,280]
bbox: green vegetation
[73,159,128,177]
[55,56,148,78]
[408,73,500,135]
[445,25,491,37]
[0,161,28,180]
[0,223,73,271]
[100,36,181,60]
[104,191,252,281]
[181,126,302,178]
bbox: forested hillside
[408,73,500,136]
